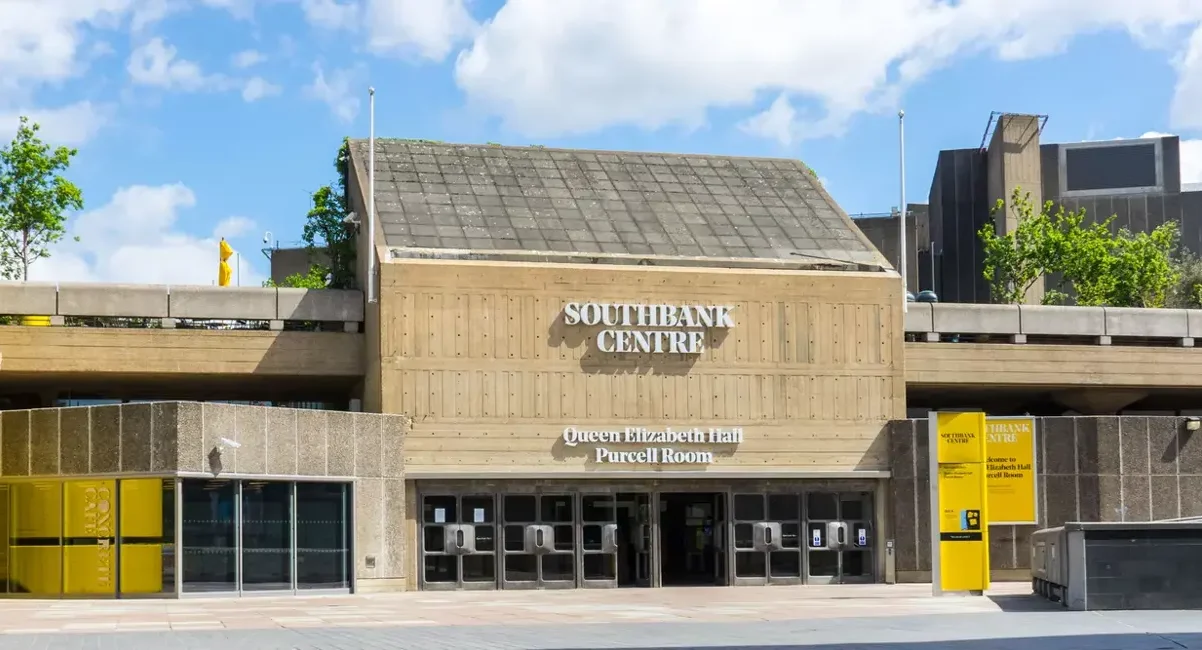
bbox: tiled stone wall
[0,402,409,591]
[888,416,1202,582]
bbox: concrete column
[987,114,1045,304]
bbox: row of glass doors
[419,490,874,590]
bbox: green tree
[299,138,356,289]
[977,188,1057,304]
[262,265,330,289]
[0,116,83,280]
[979,186,1180,308]
[1168,252,1202,309]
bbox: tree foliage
[0,116,83,280]
[298,138,356,289]
[979,187,1179,308]
[262,265,330,289]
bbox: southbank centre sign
[563,425,744,465]
[562,302,736,354]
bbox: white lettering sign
[562,425,744,465]
[562,302,735,354]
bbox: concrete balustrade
[906,302,1202,346]
[0,283,363,331]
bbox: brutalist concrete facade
[888,416,1202,582]
[0,402,408,592]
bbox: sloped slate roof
[349,139,887,267]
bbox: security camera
[262,231,272,245]
[344,212,359,224]
[218,437,241,450]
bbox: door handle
[456,529,465,549]
[836,527,846,546]
[765,526,773,545]
[535,528,545,549]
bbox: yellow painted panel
[120,479,163,539]
[985,416,1038,525]
[12,482,61,540]
[10,546,61,596]
[63,480,116,539]
[935,412,986,464]
[119,544,164,594]
[64,544,116,595]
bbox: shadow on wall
[545,309,731,376]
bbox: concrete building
[921,113,1202,304]
[4,140,1202,597]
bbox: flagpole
[899,110,908,313]
[368,86,377,304]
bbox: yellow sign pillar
[218,238,233,287]
[929,411,990,595]
[985,416,1038,525]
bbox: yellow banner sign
[985,416,1037,524]
[936,412,986,464]
[933,411,990,593]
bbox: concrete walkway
[0,583,1039,634]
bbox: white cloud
[366,0,475,60]
[739,94,797,146]
[215,215,257,238]
[304,63,362,122]
[0,101,112,146]
[27,183,263,286]
[1171,25,1202,132]
[127,37,225,91]
[231,48,266,68]
[241,76,282,102]
[453,0,1202,141]
[302,0,359,31]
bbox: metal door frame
[729,491,804,587]
[417,492,498,591]
[804,490,875,585]
[499,491,576,590]
[578,492,618,589]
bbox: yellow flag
[218,239,233,286]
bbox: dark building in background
[921,113,1202,304]
[851,205,936,295]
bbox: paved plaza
[0,583,1199,649]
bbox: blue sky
[5,0,1202,285]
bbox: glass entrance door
[500,494,576,589]
[579,494,617,588]
[731,493,803,586]
[805,492,874,585]
[419,494,497,591]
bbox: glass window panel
[769,551,801,578]
[734,523,754,549]
[503,525,526,552]
[461,496,494,524]
[735,551,766,578]
[768,494,800,522]
[844,551,869,576]
[581,495,613,522]
[540,554,574,581]
[10,481,63,596]
[583,553,616,581]
[474,525,496,553]
[807,493,838,520]
[541,495,573,522]
[296,482,351,590]
[424,555,456,583]
[181,479,237,593]
[808,550,838,577]
[841,496,866,521]
[424,526,446,553]
[733,494,764,521]
[781,522,800,549]
[423,496,457,524]
[0,484,9,595]
[241,481,292,591]
[503,495,536,523]
[462,555,495,583]
[552,524,574,551]
[504,554,537,582]
[582,525,603,551]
